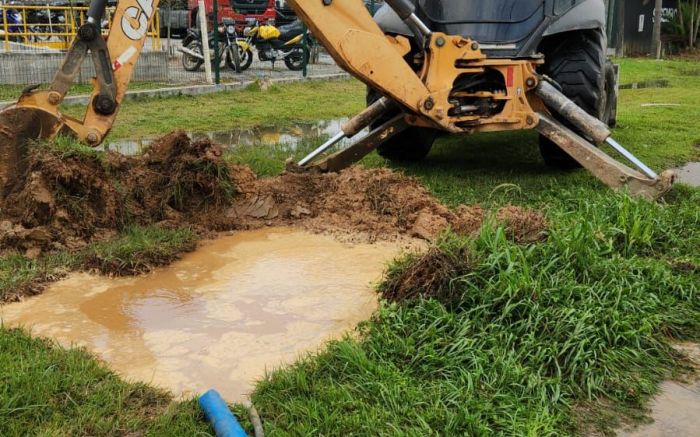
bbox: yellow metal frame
[1,4,160,51]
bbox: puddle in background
[618,343,700,437]
[673,162,700,187]
[0,227,405,401]
[103,118,350,155]
[619,79,671,90]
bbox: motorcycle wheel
[226,46,253,72]
[284,47,308,71]
[182,41,203,72]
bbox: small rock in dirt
[237,195,277,219]
[0,220,13,232]
[24,247,41,259]
[26,227,52,243]
[410,209,449,241]
[64,236,88,250]
[290,205,312,218]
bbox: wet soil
[0,131,544,301]
[0,227,409,401]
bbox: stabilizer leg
[537,113,674,200]
[308,115,408,173]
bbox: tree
[678,0,700,48]
[652,0,663,57]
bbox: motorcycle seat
[277,20,304,42]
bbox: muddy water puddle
[103,118,352,155]
[673,162,700,187]
[0,227,406,401]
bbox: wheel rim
[239,47,250,65]
[183,43,202,70]
[288,50,304,68]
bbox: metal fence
[0,3,161,51]
[0,3,342,88]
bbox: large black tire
[367,89,438,161]
[603,61,618,128]
[538,29,612,170]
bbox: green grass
[82,226,197,275]
[250,190,699,436]
[0,81,178,102]
[0,327,212,436]
[1,58,699,435]
[68,79,367,140]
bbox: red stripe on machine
[506,67,514,87]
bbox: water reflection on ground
[102,118,350,155]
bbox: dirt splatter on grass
[0,131,545,300]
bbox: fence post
[21,8,27,44]
[197,0,213,84]
[213,0,219,84]
[2,2,10,51]
[47,3,52,37]
[166,4,172,56]
[301,23,308,78]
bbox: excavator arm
[0,0,157,192]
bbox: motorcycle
[0,5,24,42]
[26,8,67,42]
[234,18,308,72]
[179,18,241,72]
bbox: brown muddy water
[0,227,408,401]
[102,118,352,155]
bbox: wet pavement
[102,117,350,155]
[673,162,700,187]
[617,343,700,437]
[0,227,404,401]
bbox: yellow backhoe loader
[0,0,674,200]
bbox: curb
[0,72,350,108]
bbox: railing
[1,3,160,52]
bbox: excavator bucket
[0,104,70,194]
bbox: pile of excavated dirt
[0,131,546,258]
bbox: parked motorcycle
[26,8,67,42]
[235,18,308,72]
[179,18,240,72]
[0,5,24,42]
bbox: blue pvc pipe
[199,389,248,437]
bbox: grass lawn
[1,58,699,436]
[0,82,179,103]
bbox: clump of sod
[81,226,196,276]
[251,190,700,436]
